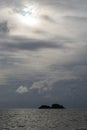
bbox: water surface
[0,109,87,130]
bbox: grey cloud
[0,54,23,68]
[51,79,87,107]
[29,80,51,93]
[0,0,87,14]
[34,29,48,35]
[40,0,87,12]
[41,15,56,23]
[49,54,87,80]
[65,16,87,21]
[0,36,64,51]
[0,0,24,8]
[0,21,9,33]
[0,0,87,108]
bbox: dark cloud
[0,0,23,8]
[0,21,9,33]
[0,36,65,51]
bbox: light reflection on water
[0,109,87,130]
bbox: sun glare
[20,15,38,26]
[19,6,39,26]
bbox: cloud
[0,0,24,8]
[16,86,28,94]
[34,29,48,35]
[39,0,87,14]
[47,78,87,107]
[0,21,9,33]
[65,16,87,21]
[0,0,87,108]
[41,15,56,23]
[29,80,52,95]
[0,36,65,51]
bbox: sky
[0,0,87,108]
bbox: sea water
[0,109,87,130]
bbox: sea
[0,109,87,130]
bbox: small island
[39,103,65,109]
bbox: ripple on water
[0,109,87,130]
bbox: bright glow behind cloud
[18,5,39,26]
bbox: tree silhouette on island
[39,103,65,109]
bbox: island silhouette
[39,103,65,109]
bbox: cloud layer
[0,0,87,108]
